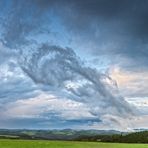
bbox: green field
[0,140,147,148]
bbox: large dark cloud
[53,0,148,39]
[75,0,148,71]
[1,0,148,51]
[27,0,148,71]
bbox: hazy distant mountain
[0,129,122,140]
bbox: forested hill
[76,131,148,143]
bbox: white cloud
[84,114,148,131]
[2,93,95,121]
[110,66,148,98]
[125,97,148,115]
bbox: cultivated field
[0,140,147,148]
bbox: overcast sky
[0,0,148,131]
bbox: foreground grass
[0,139,147,148]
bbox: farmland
[0,140,147,148]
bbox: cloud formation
[20,43,135,118]
[0,0,147,130]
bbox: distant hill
[0,129,122,140]
[0,129,147,143]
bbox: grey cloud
[0,0,51,49]
[0,66,39,104]
[0,117,99,129]
[20,43,135,120]
[0,48,40,104]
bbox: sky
[0,0,148,131]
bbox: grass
[0,140,148,148]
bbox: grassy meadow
[0,140,147,148]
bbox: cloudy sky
[0,0,148,131]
